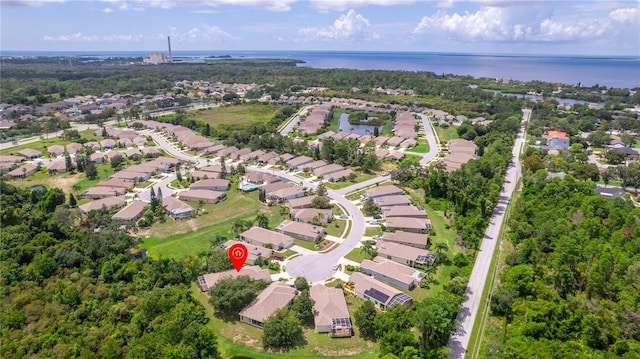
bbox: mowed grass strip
[192,103,277,126]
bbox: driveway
[447,108,529,358]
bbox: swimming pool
[241,183,259,191]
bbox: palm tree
[435,242,449,264]
[360,240,376,260]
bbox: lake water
[3,50,638,89]
[478,88,605,108]
[338,113,383,136]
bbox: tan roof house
[78,196,126,214]
[382,206,428,219]
[18,148,42,159]
[239,227,294,251]
[310,285,352,337]
[162,196,194,219]
[221,240,273,266]
[385,217,432,233]
[361,257,425,290]
[365,185,404,199]
[8,163,38,179]
[349,272,412,310]
[376,241,436,266]
[239,282,297,328]
[198,265,271,292]
[48,145,65,157]
[179,189,227,204]
[313,164,344,177]
[81,186,126,199]
[290,208,333,224]
[276,220,325,242]
[111,200,148,222]
[286,195,317,209]
[190,178,230,191]
[380,231,429,249]
[374,195,412,207]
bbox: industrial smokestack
[167,36,172,63]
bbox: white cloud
[168,25,237,43]
[609,7,639,23]
[1,0,65,6]
[100,0,295,12]
[43,32,144,42]
[413,4,638,42]
[298,9,379,42]
[310,0,414,12]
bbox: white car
[331,263,339,271]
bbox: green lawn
[325,172,378,190]
[406,141,430,154]
[633,140,640,149]
[293,239,320,251]
[325,219,347,237]
[192,103,277,126]
[141,189,287,258]
[344,248,368,263]
[282,249,298,258]
[191,285,377,358]
[1,130,105,156]
[434,125,459,143]
[364,227,382,237]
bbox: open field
[325,172,378,190]
[344,248,368,263]
[0,129,104,156]
[191,284,377,358]
[434,125,459,143]
[191,103,277,126]
[325,219,347,237]
[364,227,382,237]
[406,140,430,154]
[140,189,287,259]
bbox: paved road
[0,122,105,151]
[417,113,440,165]
[279,105,313,136]
[447,108,530,359]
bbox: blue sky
[1,0,639,55]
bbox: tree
[68,193,77,207]
[490,287,517,317]
[354,300,377,340]
[64,150,74,172]
[206,249,233,273]
[110,154,125,169]
[360,240,376,260]
[378,330,416,358]
[604,150,625,164]
[361,198,381,216]
[311,196,331,209]
[290,289,315,326]
[413,297,458,354]
[374,304,412,340]
[521,155,545,173]
[373,126,379,137]
[85,160,98,179]
[255,213,269,229]
[262,308,304,351]
[208,276,266,317]
[316,182,327,196]
[293,277,310,291]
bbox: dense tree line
[486,176,640,358]
[0,183,220,358]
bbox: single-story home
[46,160,68,174]
[18,148,42,160]
[111,200,148,222]
[96,178,135,190]
[286,195,317,209]
[257,151,279,164]
[380,231,429,249]
[110,170,150,183]
[7,163,38,179]
[290,208,333,224]
[374,195,413,207]
[48,145,65,157]
[385,217,432,233]
[349,272,413,311]
[269,186,305,203]
[190,178,230,191]
[140,147,160,158]
[78,196,127,215]
[66,143,83,155]
[198,265,271,292]
[179,189,227,204]
[276,220,325,242]
[382,206,428,219]
[81,186,126,199]
[303,160,328,171]
[239,226,294,251]
[222,240,273,266]
[313,164,344,177]
[376,241,436,266]
[162,196,194,219]
[100,139,117,150]
[360,257,425,290]
[239,282,297,328]
[268,153,295,166]
[286,155,314,171]
[310,285,352,337]
[324,169,353,182]
[365,185,404,199]
[245,172,281,185]
[89,152,105,164]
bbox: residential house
[140,147,160,158]
[179,189,227,204]
[374,195,412,207]
[48,145,65,157]
[0,162,18,173]
[78,196,126,215]
[125,148,142,160]
[349,272,413,310]
[230,148,252,161]
[18,148,42,160]
[132,136,147,147]
[286,195,317,209]
[360,257,425,290]
[240,149,264,162]
[81,186,126,199]
[376,241,436,266]
[374,148,389,160]
[0,155,25,165]
[386,151,404,161]
[286,155,314,171]
[386,136,405,147]
[303,160,328,171]
[313,164,344,177]
[110,170,149,183]
[84,141,101,151]
[257,151,279,164]
[66,143,83,155]
[221,240,273,266]
[365,185,404,199]
[331,131,349,140]
[216,146,238,158]
[7,164,38,179]
[595,185,626,199]
[100,139,117,150]
[203,144,226,155]
[380,231,429,249]
[89,152,105,164]
[310,285,352,337]
[239,227,294,251]
[268,153,295,166]
[198,265,272,292]
[263,182,294,196]
[190,178,230,191]
[546,137,570,150]
[270,186,305,203]
[317,131,336,140]
[112,200,148,222]
[245,172,281,186]
[399,139,417,149]
[373,136,389,146]
[162,196,194,219]
[382,206,428,219]
[385,217,432,233]
[290,208,333,224]
[118,138,133,147]
[239,282,297,328]
[324,169,353,182]
[276,220,325,242]
[47,160,68,174]
[96,178,135,190]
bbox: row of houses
[393,111,418,139]
[298,103,333,136]
[318,131,417,149]
[284,155,353,182]
[239,221,327,250]
[441,139,478,172]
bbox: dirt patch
[52,175,83,193]
[187,219,198,232]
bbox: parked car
[372,214,382,220]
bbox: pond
[338,113,384,136]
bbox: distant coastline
[2,50,638,89]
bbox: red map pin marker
[228,243,248,272]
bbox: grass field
[0,129,104,156]
[325,172,378,190]
[434,125,459,143]
[191,103,277,126]
[364,227,382,237]
[140,189,287,259]
[344,248,368,263]
[325,219,347,237]
[191,285,377,358]
[406,140,430,154]
[293,239,320,251]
